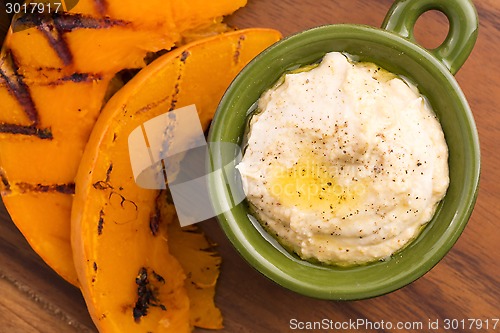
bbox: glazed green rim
[207,0,480,300]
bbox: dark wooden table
[1,0,498,332]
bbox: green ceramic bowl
[207,0,480,300]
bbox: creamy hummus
[237,52,449,266]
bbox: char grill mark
[51,13,127,32]
[14,12,127,32]
[16,182,76,194]
[33,72,104,86]
[1,182,76,195]
[61,72,103,83]
[233,34,246,65]
[0,170,10,192]
[37,16,73,65]
[0,51,39,124]
[168,51,190,111]
[0,123,53,139]
[97,209,104,235]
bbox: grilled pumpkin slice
[0,0,246,285]
[71,29,281,331]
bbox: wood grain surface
[1,0,499,332]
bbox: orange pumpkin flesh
[0,0,247,285]
[71,29,281,331]
[168,222,223,329]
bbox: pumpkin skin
[71,29,281,332]
[0,0,247,285]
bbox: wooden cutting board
[1,0,499,332]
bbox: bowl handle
[381,0,478,75]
